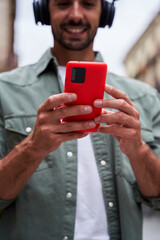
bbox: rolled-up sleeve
[135,186,160,210]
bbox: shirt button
[63,236,68,240]
[100,160,106,166]
[67,152,73,157]
[26,127,32,133]
[66,192,72,199]
[108,202,114,208]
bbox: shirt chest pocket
[4,116,52,171]
[140,117,154,144]
[132,98,155,144]
[141,128,154,143]
[5,116,36,152]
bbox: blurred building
[124,11,160,92]
[0,0,17,73]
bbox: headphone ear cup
[99,1,115,28]
[33,0,50,25]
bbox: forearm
[94,85,160,198]
[129,141,160,197]
[0,134,46,200]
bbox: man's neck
[51,44,95,66]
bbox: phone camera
[71,67,85,83]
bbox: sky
[14,0,160,76]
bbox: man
[0,0,160,239]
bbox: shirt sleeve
[0,89,8,158]
[151,91,160,156]
[0,88,15,211]
[135,90,160,210]
[134,185,160,210]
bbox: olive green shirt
[0,49,160,240]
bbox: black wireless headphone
[33,0,117,28]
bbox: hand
[30,93,96,156]
[94,84,143,158]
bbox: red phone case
[64,61,107,132]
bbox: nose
[68,1,83,23]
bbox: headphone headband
[33,0,116,28]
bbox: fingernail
[94,100,102,107]
[84,106,92,112]
[109,85,113,90]
[68,93,77,101]
[94,116,100,123]
[88,121,96,128]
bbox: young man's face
[49,0,101,51]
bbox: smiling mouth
[63,26,87,34]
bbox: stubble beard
[52,23,98,51]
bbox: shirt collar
[36,48,57,76]
[94,51,104,63]
[36,48,104,77]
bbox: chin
[62,41,92,51]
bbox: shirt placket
[91,132,121,240]
[62,139,78,240]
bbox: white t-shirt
[58,66,109,240]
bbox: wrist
[128,140,149,163]
[128,140,160,197]
[17,133,47,163]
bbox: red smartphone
[63,61,107,132]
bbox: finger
[54,105,93,119]
[37,105,93,126]
[94,98,138,118]
[97,124,137,140]
[102,109,113,114]
[105,84,135,107]
[52,120,97,133]
[113,135,121,142]
[95,112,140,128]
[39,93,77,113]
